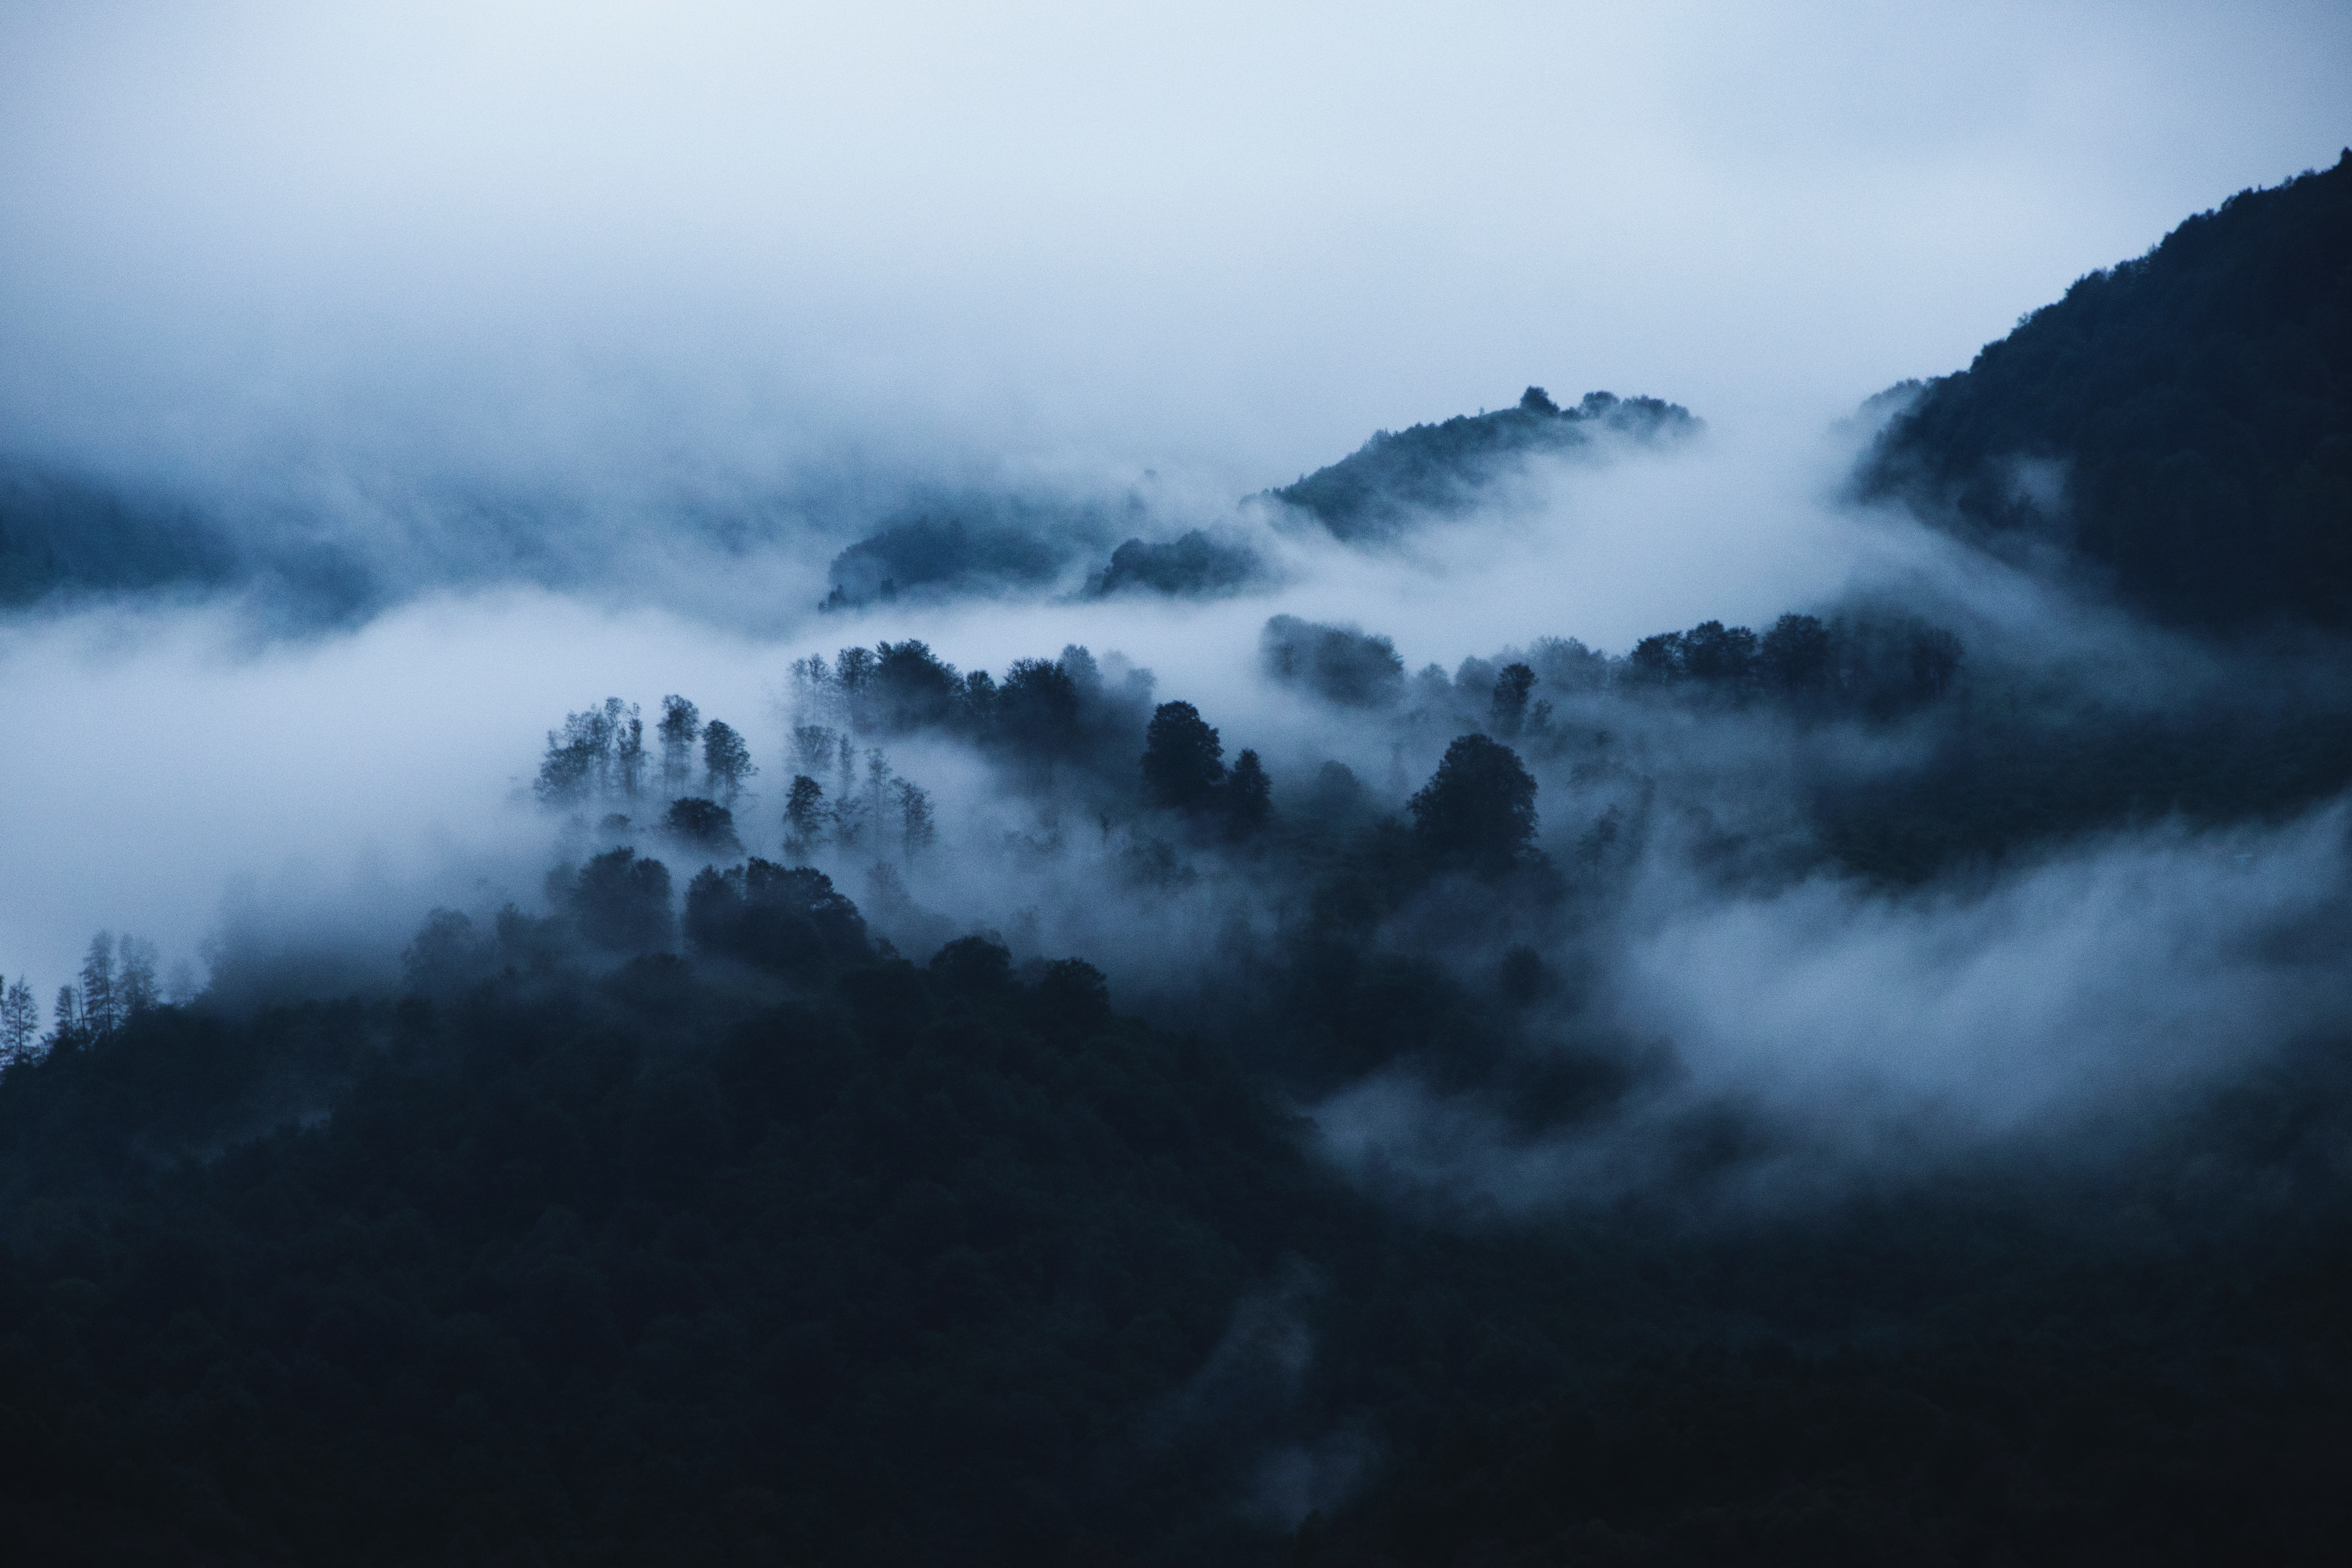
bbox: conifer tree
[48,984,79,1048]
[658,696,700,796]
[0,977,38,1062]
[116,935,158,1018]
[79,932,117,1035]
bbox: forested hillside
[1858,151,2352,630]
[10,152,2352,1568]
[1272,388,1700,541]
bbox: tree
[684,859,870,979]
[1142,701,1225,812]
[1225,750,1271,839]
[783,775,829,861]
[567,848,676,953]
[703,720,755,806]
[614,703,646,798]
[896,778,936,865]
[1681,620,1757,685]
[863,748,895,835]
[997,657,1081,767]
[79,931,116,1035]
[658,696,700,796]
[537,704,613,807]
[662,797,743,857]
[1628,632,1685,685]
[834,647,877,730]
[0,977,38,1062]
[790,724,835,779]
[1759,612,1833,695]
[116,935,158,1019]
[1409,734,1539,874]
[871,640,964,734]
[1490,663,1537,736]
[47,984,78,1049]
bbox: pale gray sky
[1,1,2345,491]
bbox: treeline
[1262,608,1964,723]
[0,932,177,1067]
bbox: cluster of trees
[788,639,1157,782]
[1138,701,1271,839]
[535,696,756,810]
[778,740,935,866]
[1626,610,1963,712]
[1087,529,1263,599]
[1262,609,1965,730]
[1,932,173,1065]
[1859,150,2352,630]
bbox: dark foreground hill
[6,878,2352,1566]
[1858,151,2352,632]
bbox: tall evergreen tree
[658,696,700,796]
[0,976,35,1061]
[115,935,158,1019]
[78,932,116,1035]
[47,983,79,1048]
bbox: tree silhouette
[702,720,755,806]
[1489,663,1537,736]
[1142,701,1225,812]
[1225,749,1272,839]
[1759,612,1833,693]
[1409,734,1539,874]
[567,848,676,953]
[0,976,38,1062]
[783,775,828,861]
[658,696,700,796]
[662,797,742,857]
[78,932,116,1035]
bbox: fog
[4,3,2351,1215]
[5,2,2347,495]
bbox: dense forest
[9,573,2352,1562]
[1858,150,2352,630]
[8,158,2352,1565]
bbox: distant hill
[1857,151,2352,631]
[0,462,237,609]
[1271,387,1700,541]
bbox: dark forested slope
[6,886,2352,1567]
[1858,151,2352,630]
[1273,388,1700,541]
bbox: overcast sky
[2,0,2346,494]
